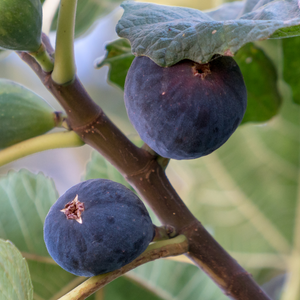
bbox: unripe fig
[44,179,155,277]
[0,0,42,51]
[0,79,61,149]
[124,56,247,160]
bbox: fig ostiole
[124,56,247,160]
[44,179,155,277]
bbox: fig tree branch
[58,235,189,300]
[17,34,271,300]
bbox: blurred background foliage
[0,0,299,299]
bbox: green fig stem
[29,43,54,72]
[54,111,68,127]
[58,235,188,300]
[153,224,177,241]
[0,131,84,167]
[51,0,78,85]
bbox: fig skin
[44,179,155,277]
[124,56,247,160]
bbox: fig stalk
[0,131,84,167]
[51,0,78,85]
[58,235,188,300]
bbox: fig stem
[58,235,189,300]
[28,42,54,73]
[0,131,84,167]
[153,224,177,241]
[51,0,77,85]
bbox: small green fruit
[0,79,60,149]
[0,0,42,51]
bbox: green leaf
[205,1,244,20]
[104,276,164,300]
[0,239,33,300]
[84,150,131,189]
[95,39,135,90]
[0,0,42,51]
[0,169,58,256]
[235,43,282,123]
[130,259,227,300]
[282,36,300,104]
[0,79,59,149]
[51,0,123,38]
[116,0,300,67]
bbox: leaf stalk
[51,0,78,85]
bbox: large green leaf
[116,0,300,66]
[0,79,59,149]
[282,36,300,105]
[235,43,282,123]
[0,0,42,51]
[0,239,33,300]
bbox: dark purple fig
[124,56,247,160]
[44,179,155,277]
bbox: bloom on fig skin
[124,56,247,160]
[44,179,155,277]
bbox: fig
[124,56,247,160]
[43,179,155,277]
[0,0,42,51]
[0,79,60,149]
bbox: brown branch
[17,34,271,300]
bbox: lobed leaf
[116,0,300,66]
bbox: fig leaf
[116,0,300,67]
